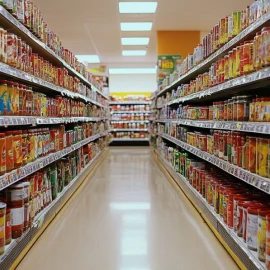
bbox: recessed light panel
[122,50,147,56]
[121,37,150,45]
[109,68,156,74]
[119,2,158,14]
[120,22,152,31]
[75,55,100,63]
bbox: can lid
[248,206,261,215]
[259,209,270,217]
[0,202,6,209]
[9,182,25,189]
[13,130,22,135]
[5,131,13,136]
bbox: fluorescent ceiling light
[75,55,100,63]
[119,2,158,13]
[121,37,150,45]
[109,68,156,74]
[122,50,147,56]
[120,22,152,31]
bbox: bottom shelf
[0,148,107,270]
[154,150,264,270]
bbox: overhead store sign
[157,55,182,82]
[88,65,107,74]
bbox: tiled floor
[17,147,238,270]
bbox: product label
[247,213,258,250]
[11,207,24,226]
[7,189,24,201]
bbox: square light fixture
[120,22,152,31]
[109,68,156,74]
[121,37,150,45]
[122,50,147,56]
[119,2,158,14]
[75,55,100,63]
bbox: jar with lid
[249,99,256,121]
[224,100,228,121]
[258,209,270,262]
[253,32,263,71]
[242,41,254,74]
[232,97,238,121]
[13,130,22,169]
[262,27,270,66]
[5,131,13,172]
[236,96,252,121]
[0,202,6,255]
[256,138,269,177]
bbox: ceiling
[34,0,254,66]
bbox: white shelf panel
[0,6,109,100]
[157,12,270,97]
[0,117,108,127]
[0,131,109,191]
[156,119,270,135]
[158,132,270,195]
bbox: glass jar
[5,208,11,245]
[242,41,254,74]
[236,96,252,121]
[262,27,270,66]
[0,80,7,116]
[232,97,238,121]
[227,99,233,121]
[249,99,256,121]
[224,100,228,121]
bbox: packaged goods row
[0,81,109,117]
[158,121,270,179]
[0,137,108,256]
[160,0,270,91]
[156,137,270,268]
[110,95,150,102]
[111,132,149,139]
[110,105,150,112]
[111,122,148,129]
[159,94,270,123]
[111,113,150,121]
[0,1,106,94]
[0,121,109,177]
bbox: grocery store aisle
[17,147,238,270]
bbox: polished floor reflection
[17,147,239,270]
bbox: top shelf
[157,12,270,98]
[110,101,151,105]
[0,6,110,100]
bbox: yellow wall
[110,92,152,98]
[157,31,200,58]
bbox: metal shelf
[111,129,149,132]
[157,12,270,97]
[156,119,270,135]
[0,6,109,100]
[111,138,149,142]
[158,132,270,195]
[0,117,108,127]
[156,152,264,270]
[0,131,109,191]
[0,147,107,270]
[111,111,150,114]
[0,62,108,109]
[110,101,151,105]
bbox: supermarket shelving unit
[151,10,270,270]
[110,101,151,146]
[0,4,111,269]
